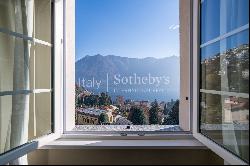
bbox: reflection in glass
[200,93,249,162]
[201,30,249,93]
[201,0,249,44]
[200,0,249,162]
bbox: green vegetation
[149,100,160,124]
[98,92,112,106]
[163,100,179,125]
[84,95,99,107]
[75,86,112,107]
[75,85,85,107]
[128,107,147,125]
[83,92,112,107]
[98,113,110,124]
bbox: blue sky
[76,0,180,61]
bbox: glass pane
[0,93,52,154]
[0,33,14,92]
[201,0,249,44]
[0,33,51,92]
[29,92,52,140]
[0,0,51,43]
[30,44,52,90]
[34,0,52,43]
[200,30,249,93]
[200,0,249,162]
[200,93,249,162]
[0,33,30,92]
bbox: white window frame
[53,0,249,164]
[192,0,248,165]
[0,0,64,164]
[1,0,248,165]
[63,0,193,137]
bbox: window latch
[138,133,145,136]
[120,133,128,136]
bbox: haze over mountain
[75,54,180,102]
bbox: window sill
[40,136,206,150]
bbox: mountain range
[75,54,180,102]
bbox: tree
[163,100,179,125]
[75,84,85,96]
[163,103,170,115]
[149,100,160,124]
[99,92,112,106]
[75,84,85,107]
[128,107,146,125]
[84,95,99,106]
[76,96,84,107]
[98,113,109,124]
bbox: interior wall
[28,150,49,165]
[28,149,223,165]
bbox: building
[223,97,249,123]
[0,0,248,165]
[76,108,114,125]
[116,96,125,106]
[114,116,133,125]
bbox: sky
[76,0,180,61]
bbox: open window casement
[0,0,64,164]
[64,0,191,135]
[192,0,249,165]
[0,0,248,165]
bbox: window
[71,0,191,133]
[199,0,249,163]
[0,0,248,165]
[0,0,58,164]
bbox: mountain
[75,54,180,102]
